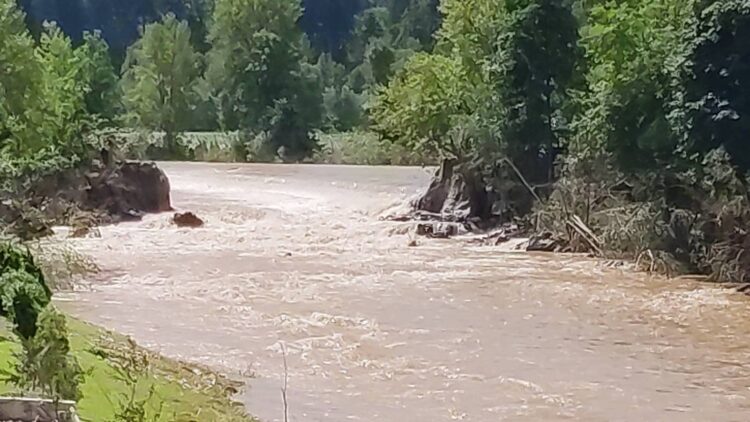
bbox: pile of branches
[534,150,750,282]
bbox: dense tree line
[1,0,440,167]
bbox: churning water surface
[58,162,750,421]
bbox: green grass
[0,318,254,422]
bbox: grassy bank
[0,317,254,422]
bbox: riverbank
[0,317,254,421]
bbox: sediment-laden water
[58,162,750,421]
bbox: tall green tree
[436,0,506,81]
[372,0,506,158]
[77,31,120,122]
[206,0,323,160]
[681,0,750,171]
[121,13,201,156]
[372,53,473,157]
[29,23,91,157]
[0,0,41,153]
[486,0,581,182]
[572,0,692,170]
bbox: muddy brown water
[56,162,750,421]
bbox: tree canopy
[121,13,201,155]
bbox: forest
[2,0,750,281]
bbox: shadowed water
[58,162,750,421]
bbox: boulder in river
[172,212,205,228]
[85,161,172,220]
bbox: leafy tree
[372,53,473,157]
[436,0,506,81]
[323,85,364,131]
[121,13,201,156]
[347,6,392,66]
[207,0,323,160]
[29,23,92,157]
[572,0,691,170]
[391,0,441,49]
[681,0,750,172]
[0,243,51,341]
[485,0,581,182]
[0,0,41,153]
[78,31,120,121]
[372,0,506,159]
[13,307,85,401]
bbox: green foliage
[206,0,304,126]
[30,23,93,157]
[681,0,750,171]
[206,0,323,160]
[0,247,84,403]
[0,0,41,151]
[484,0,580,181]
[436,0,506,80]
[322,86,365,131]
[374,0,581,164]
[79,31,120,121]
[347,7,392,66]
[372,53,474,157]
[314,131,429,165]
[12,306,85,401]
[121,13,201,157]
[1,17,92,159]
[1,2,103,203]
[571,0,692,169]
[0,243,51,340]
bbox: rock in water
[118,162,172,213]
[526,232,561,252]
[172,212,204,228]
[86,161,172,221]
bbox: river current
[58,162,750,421]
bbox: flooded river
[58,162,750,421]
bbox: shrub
[11,306,85,401]
[0,243,52,339]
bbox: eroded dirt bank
[58,162,750,421]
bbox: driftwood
[566,215,603,256]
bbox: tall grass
[107,130,433,165]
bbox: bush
[313,131,432,165]
[0,243,52,339]
[11,306,85,401]
[0,244,84,401]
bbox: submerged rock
[172,212,204,228]
[415,222,466,239]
